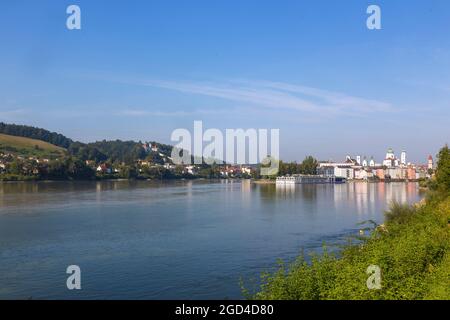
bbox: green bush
[435,145,450,194]
[384,202,416,225]
[248,198,450,300]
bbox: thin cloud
[83,72,394,117]
[250,80,392,112]
[117,108,237,117]
[118,109,190,117]
[128,78,393,115]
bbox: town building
[362,157,368,167]
[354,168,374,180]
[334,166,355,180]
[428,155,434,170]
[96,164,112,174]
[383,148,397,167]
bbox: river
[0,180,422,299]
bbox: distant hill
[0,122,176,165]
[0,122,73,148]
[0,133,66,158]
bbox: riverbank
[251,178,426,185]
[247,191,450,300]
[0,174,253,183]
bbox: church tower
[386,148,395,160]
[428,155,434,170]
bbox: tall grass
[246,196,450,300]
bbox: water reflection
[273,181,422,218]
[0,181,422,216]
[0,180,423,299]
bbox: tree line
[0,122,175,165]
[278,156,319,176]
[0,122,74,148]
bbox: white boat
[276,175,343,185]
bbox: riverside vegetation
[245,145,450,300]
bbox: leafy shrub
[247,196,450,300]
[384,202,416,224]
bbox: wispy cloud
[115,78,393,116]
[249,80,392,113]
[116,108,237,117]
[117,109,190,117]
[77,71,394,117]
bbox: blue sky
[0,0,449,163]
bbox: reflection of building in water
[331,183,376,218]
[275,183,296,198]
[274,183,320,202]
[221,179,242,195]
[384,183,409,205]
[240,180,252,206]
[241,180,251,193]
[332,182,420,219]
[382,183,420,207]
[353,182,376,216]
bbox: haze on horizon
[1,0,449,164]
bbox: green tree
[65,157,95,179]
[299,156,318,175]
[8,160,22,175]
[46,160,67,179]
[435,144,450,193]
[119,165,138,179]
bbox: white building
[386,148,395,160]
[185,165,196,175]
[354,168,374,180]
[383,148,398,167]
[334,166,355,180]
[241,167,252,175]
[386,167,408,179]
[362,157,368,167]
[319,157,357,180]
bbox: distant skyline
[1,0,450,163]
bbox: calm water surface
[0,180,422,299]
